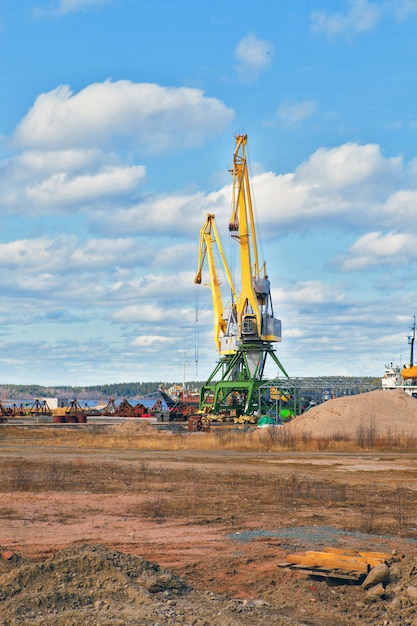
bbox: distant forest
[0,377,380,401]
[0,381,201,401]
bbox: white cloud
[90,186,230,237]
[294,143,402,193]
[132,335,177,347]
[2,80,233,218]
[26,164,145,206]
[274,281,345,305]
[15,148,103,174]
[111,304,196,327]
[88,142,413,242]
[36,0,112,15]
[0,148,146,215]
[385,0,417,19]
[336,231,417,271]
[311,0,381,38]
[234,34,274,82]
[13,81,234,152]
[119,273,197,302]
[311,0,417,38]
[275,100,318,126]
[379,189,417,228]
[0,236,153,275]
[245,143,404,234]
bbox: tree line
[0,381,201,400]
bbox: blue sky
[1,0,417,385]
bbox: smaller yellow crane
[195,213,238,355]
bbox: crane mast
[195,134,288,422]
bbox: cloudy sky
[1,0,417,385]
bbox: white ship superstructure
[382,317,417,398]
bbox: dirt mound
[4,543,417,626]
[114,420,153,433]
[286,389,417,439]
[0,544,291,625]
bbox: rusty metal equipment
[51,399,87,423]
[65,399,87,423]
[116,399,136,416]
[29,399,52,416]
[151,399,163,412]
[0,402,12,418]
[102,398,118,415]
[188,414,211,432]
[102,397,149,417]
[11,403,25,416]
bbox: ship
[158,384,200,420]
[382,316,417,398]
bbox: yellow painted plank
[285,554,369,572]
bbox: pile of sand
[286,389,417,439]
[114,420,153,433]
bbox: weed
[143,493,166,522]
[358,503,376,533]
[393,487,408,528]
[356,416,378,449]
[10,466,31,491]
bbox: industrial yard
[1,389,417,625]
[0,124,416,626]
[0,131,416,626]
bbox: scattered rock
[362,563,390,589]
[406,586,417,600]
[2,550,13,560]
[366,583,385,597]
[389,563,402,583]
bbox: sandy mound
[114,420,153,433]
[286,389,417,439]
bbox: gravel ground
[229,525,417,551]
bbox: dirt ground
[1,425,417,625]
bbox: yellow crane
[195,134,288,421]
[195,213,238,355]
[228,133,282,345]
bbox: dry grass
[0,455,416,537]
[2,422,417,453]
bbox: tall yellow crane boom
[229,134,281,344]
[229,133,259,274]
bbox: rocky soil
[2,389,417,624]
[2,543,417,625]
[0,543,305,625]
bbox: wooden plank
[285,553,379,572]
[287,552,369,566]
[294,568,362,582]
[321,548,358,556]
[286,549,389,569]
[358,551,391,560]
[286,556,368,573]
[324,547,391,560]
